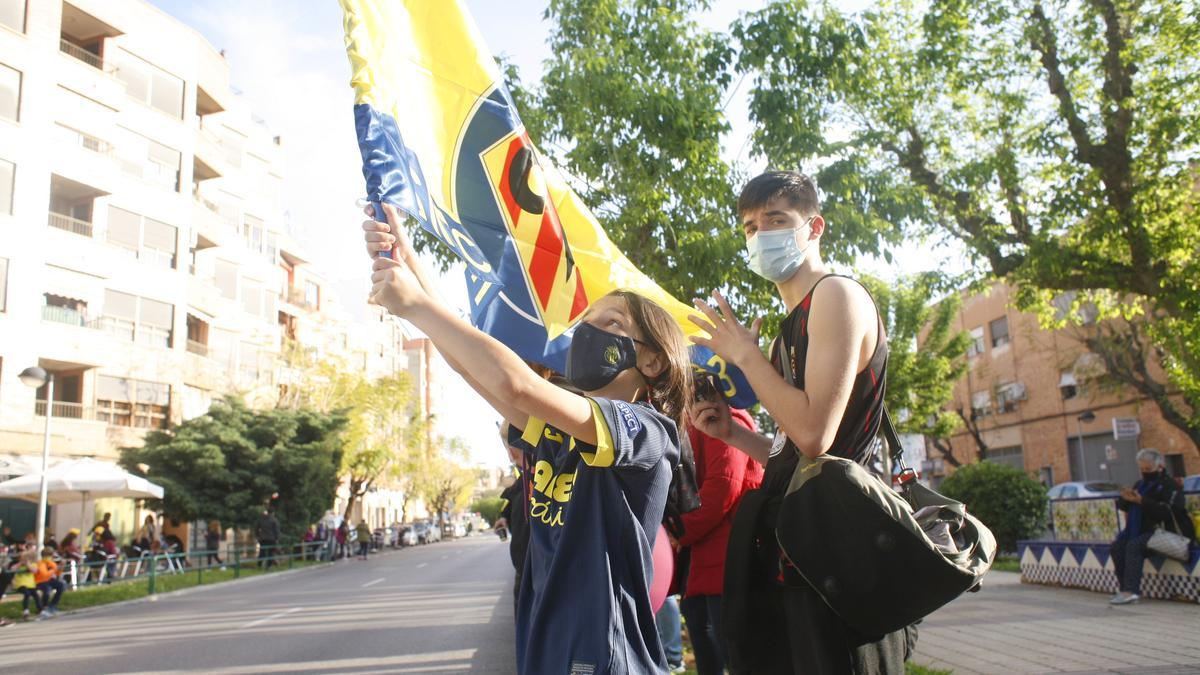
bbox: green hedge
[939,461,1048,552]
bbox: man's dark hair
[737,170,820,218]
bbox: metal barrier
[61,541,328,596]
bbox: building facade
[0,0,410,540]
[925,282,1199,487]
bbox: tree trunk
[929,437,963,468]
[343,477,365,521]
[956,408,989,461]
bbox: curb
[49,549,402,620]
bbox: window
[101,290,173,347]
[113,50,183,118]
[304,280,320,309]
[970,390,991,418]
[239,342,262,382]
[995,382,1026,414]
[985,445,1024,470]
[0,62,19,122]
[96,375,169,429]
[966,327,985,358]
[989,316,1010,349]
[209,328,236,371]
[0,156,11,215]
[106,207,177,268]
[117,130,180,191]
[241,279,262,316]
[214,259,238,300]
[1059,372,1078,400]
[0,256,7,312]
[0,1,26,33]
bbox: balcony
[35,400,95,420]
[186,339,209,357]
[47,211,94,237]
[282,287,317,311]
[42,304,87,326]
[56,124,113,156]
[59,38,111,72]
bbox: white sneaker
[1110,592,1140,605]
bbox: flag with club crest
[340,0,755,408]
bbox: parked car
[1047,481,1121,500]
[398,525,418,547]
[424,521,442,543]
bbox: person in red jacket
[680,402,763,675]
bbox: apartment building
[0,0,410,539]
[924,282,1198,487]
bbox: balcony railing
[192,195,239,231]
[283,287,316,310]
[35,400,94,420]
[42,304,87,326]
[48,212,94,237]
[56,125,113,156]
[87,316,173,348]
[59,39,109,72]
[186,339,210,357]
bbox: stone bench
[1017,539,1200,603]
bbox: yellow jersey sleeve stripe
[521,418,548,447]
[578,399,616,468]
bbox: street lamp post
[19,367,52,550]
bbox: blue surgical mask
[746,219,814,282]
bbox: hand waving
[688,291,763,367]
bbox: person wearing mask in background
[1110,448,1196,605]
[690,171,915,673]
[681,373,765,675]
[256,510,281,568]
[356,519,372,560]
[35,547,66,618]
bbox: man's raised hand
[688,290,763,367]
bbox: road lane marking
[240,606,303,629]
[417,562,427,568]
[362,577,385,588]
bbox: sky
[147,0,966,464]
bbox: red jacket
[679,408,763,597]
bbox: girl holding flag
[364,204,690,674]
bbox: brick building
[923,282,1198,487]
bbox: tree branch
[1029,2,1102,166]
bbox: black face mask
[565,322,643,392]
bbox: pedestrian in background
[205,520,223,567]
[13,544,42,621]
[680,394,763,675]
[256,510,280,568]
[336,520,350,560]
[1110,448,1196,605]
[356,519,371,559]
[35,547,65,617]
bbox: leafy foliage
[470,496,506,525]
[735,0,1200,447]
[862,273,969,442]
[120,398,344,541]
[939,461,1049,552]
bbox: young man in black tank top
[689,171,915,674]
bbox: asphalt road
[0,535,519,674]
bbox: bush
[939,461,1048,552]
[470,496,506,525]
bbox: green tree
[734,0,1200,450]
[417,438,476,526]
[862,273,970,466]
[120,398,344,539]
[939,461,1049,552]
[338,373,424,520]
[470,496,506,525]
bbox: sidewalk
[912,571,1200,674]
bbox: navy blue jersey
[508,397,680,675]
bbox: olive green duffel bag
[775,409,996,637]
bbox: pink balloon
[650,525,674,613]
